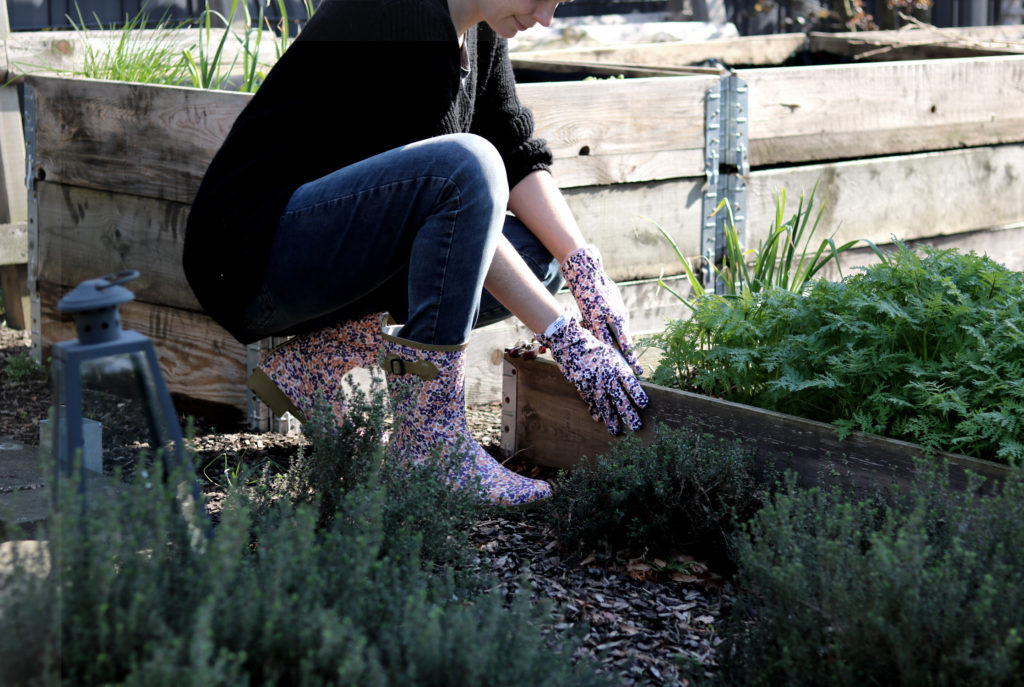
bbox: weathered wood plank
[28,75,249,204]
[513,33,808,68]
[0,86,27,225]
[28,55,1024,199]
[34,176,704,290]
[2,28,281,81]
[38,280,249,424]
[27,73,714,197]
[0,221,27,265]
[34,143,1024,302]
[0,13,30,332]
[808,26,1024,61]
[745,143,1024,250]
[504,354,1010,492]
[817,222,1024,280]
[513,57,725,77]
[563,178,704,282]
[521,76,714,187]
[513,27,1024,73]
[34,181,197,310]
[744,56,1024,166]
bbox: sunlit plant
[651,183,876,308]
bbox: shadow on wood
[502,353,1010,494]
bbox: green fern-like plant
[650,241,1024,464]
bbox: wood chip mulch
[471,510,726,686]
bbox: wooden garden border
[0,5,30,329]
[18,28,1024,426]
[501,353,1011,493]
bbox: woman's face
[481,0,562,39]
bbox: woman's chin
[487,18,521,39]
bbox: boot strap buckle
[385,355,406,376]
[383,353,439,381]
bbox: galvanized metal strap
[23,85,41,362]
[702,73,750,294]
[247,337,299,433]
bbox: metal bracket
[702,73,749,293]
[247,337,298,433]
[500,356,518,459]
[23,84,41,363]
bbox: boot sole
[246,368,307,424]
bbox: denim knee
[400,134,512,345]
[437,133,509,210]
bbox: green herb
[649,183,874,308]
[182,0,241,91]
[66,4,189,85]
[0,386,613,686]
[3,352,46,384]
[650,241,1024,464]
[542,423,771,565]
[720,465,1024,685]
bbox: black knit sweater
[183,0,553,343]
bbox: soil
[0,321,727,686]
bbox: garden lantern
[49,271,191,494]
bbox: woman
[183,0,648,507]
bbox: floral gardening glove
[536,314,648,435]
[561,245,644,377]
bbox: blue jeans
[240,134,562,346]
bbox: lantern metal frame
[49,271,192,499]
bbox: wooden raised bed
[22,26,1024,427]
[501,353,1011,493]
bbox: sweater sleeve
[470,26,553,189]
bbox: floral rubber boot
[380,322,552,507]
[246,311,385,425]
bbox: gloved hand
[561,245,644,377]
[535,314,648,435]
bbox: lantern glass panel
[53,351,180,477]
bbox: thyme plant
[720,465,1024,686]
[0,390,612,686]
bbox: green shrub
[2,352,46,385]
[651,242,1024,464]
[719,465,1024,686]
[542,423,771,564]
[0,392,612,686]
[251,379,487,581]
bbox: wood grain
[744,56,1024,165]
[27,55,1024,200]
[745,143,1024,249]
[39,280,249,424]
[35,181,197,309]
[505,354,1010,493]
[33,142,1024,304]
[512,33,808,69]
[28,75,248,204]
